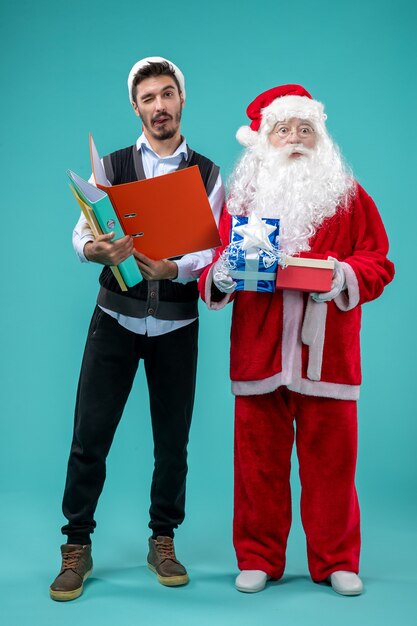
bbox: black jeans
[61,307,198,544]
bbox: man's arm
[72,211,134,266]
[84,233,134,266]
[133,251,178,280]
[72,158,134,267]
[72,212,95,262]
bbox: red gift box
[276,256,334,292]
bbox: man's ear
[132,101,140,117]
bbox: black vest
[97,145,219,320]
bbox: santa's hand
[311,258,346,302]
[213,258,236,294]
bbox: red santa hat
[236,84,327,147]
[127,56,186,103]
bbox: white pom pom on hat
[236,125,259,147]
[236,84,326,146]
[127,56,186,103]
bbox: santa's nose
[287,130,299,143]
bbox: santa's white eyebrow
[275,119,313,125]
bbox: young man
[50,57,224,601]
[199,84,394,596]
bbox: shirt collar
[136,132,188,160]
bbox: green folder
[68,170,142,288]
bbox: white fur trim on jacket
[204,264,232,310]
[301,298,328,381]
[335,262,360,311]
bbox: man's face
[268,116,317,157]
[132,75,184,141]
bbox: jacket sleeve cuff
[204,264,233,309]
[76,236,94,263]
[172,258,193,283]
[334,261,360,311]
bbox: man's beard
[227,137,354,256]
[143,109,182,141]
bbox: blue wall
[0,0,415,623]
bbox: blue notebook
[68,170,142,288]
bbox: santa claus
[199,85,394,595]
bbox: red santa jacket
[199,183,395,400]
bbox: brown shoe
[49,544,93,601]
[147,536,189,586]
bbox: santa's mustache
[282,144,312,156]
[261,143,314,165]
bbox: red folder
[276,256,334,292]
[90,136,221,260]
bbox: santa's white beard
[228,137,355,256]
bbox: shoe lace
[155,539,176,560]
[62,549,83,570]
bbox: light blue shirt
[72,133,224,336]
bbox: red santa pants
[233,388,360,581]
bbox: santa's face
[268,117,316,157]
[227,113,353,256]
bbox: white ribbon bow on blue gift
[233,212,277,253]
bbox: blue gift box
[226,215,280,292]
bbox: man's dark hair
[131,61,181,102]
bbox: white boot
[235,570,269,593]
[329,571,363,596]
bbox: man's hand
[134,250,178,281]
[84,233,134,266]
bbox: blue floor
[1,491,416,626]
